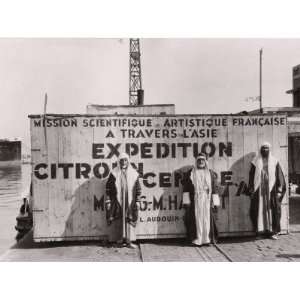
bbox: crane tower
[129,38,144,105]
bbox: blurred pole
[259,49,263,113]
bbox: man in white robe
[182,153,220,246]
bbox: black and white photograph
[3,1,300,299]
[0,37,300,263]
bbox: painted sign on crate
[29,114,288,242]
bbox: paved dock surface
[2,195,300,262]
[139,241,228,262]
[0,206,18,256]
[2,230,300,262]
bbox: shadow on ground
[12,231,192,249]
[11,230,109,250]
[139,238,190,247]
[12,230,258,250]
[276,254,300,259]
[217,236,256,244]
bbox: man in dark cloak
[248,142,286,239]
[105,153,141,248]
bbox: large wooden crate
[29,114,288,242]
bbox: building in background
[247,64,300,188]
[86,104,175,115]
[0,139,21,166]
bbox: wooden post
[44,93,48,115]
[43,93,48,151]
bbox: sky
[0,38,299,152]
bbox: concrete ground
[0,206,19,256]
[2,195,300,262]
[2,230,300,262]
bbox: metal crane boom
[129,38,144,105]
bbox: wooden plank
[31,118,50,240]
[135,116,186,238]
[272,115,289,232]
[92,117,119,241]
[48,123,64,238]
[211,116,229,234]
[236,115,257,232]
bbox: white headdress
[261,141,271,149]
[252,142,277,192]
[118,152,129,161]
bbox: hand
[248,187,254,198]
[212,206,218,213]
[105,202,111,211]
[183,204,191,209]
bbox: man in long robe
[248,142,286,239]
[105,153,141,248]
[181,153,220,246]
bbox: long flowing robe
[106,165,141,242]
[249,154,286,234]
[182,168,219,245]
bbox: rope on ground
[138,243,144,262]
